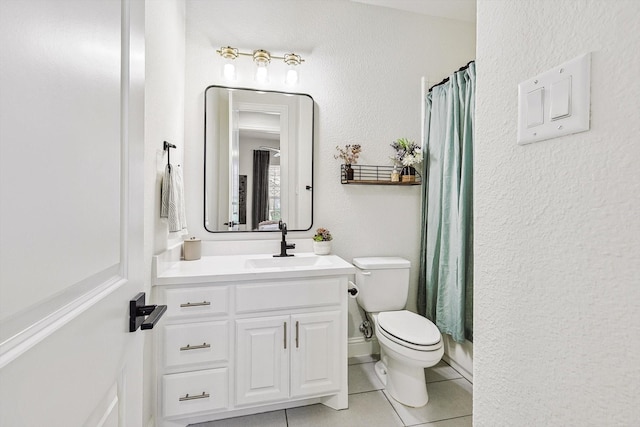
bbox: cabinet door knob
[295,321,299,348]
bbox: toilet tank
[353,257,410,312]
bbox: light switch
[517,52,590,145]
[526,88,544,127]
[550,76,572,120]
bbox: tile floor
[192,356,473,427]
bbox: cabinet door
[290,311,341,398]
[236,315,290,406]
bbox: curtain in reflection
[251,150,271,230]
[418,62,475,343]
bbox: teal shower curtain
[418,62,475,343]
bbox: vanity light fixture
[284,53,301,86]
[216,46,305,85]
[253,49,271,83]
[218,46,238,81]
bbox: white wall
[183,0,475,347]
[475,1,640,425]
[144,0,185,424]
[145,0,186,258]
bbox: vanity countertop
[155,252,356,285]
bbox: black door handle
[129,292,167,332]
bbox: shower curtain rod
[428,60,475,92]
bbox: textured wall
[474,1,640,425]
[183,0,475,341]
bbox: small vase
[313,240,332,255]
[401,166,416,183]
[344,164,354,181]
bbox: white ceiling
[351,0,477,23]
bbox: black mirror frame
[203,85,314,233]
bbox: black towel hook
[163,141,176,171]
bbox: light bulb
[285,67,298,85]
[253,49,271,84]
[223,61,236,81]
[218,47,238,82]
[284,53,302,86]
[255,64,269,83]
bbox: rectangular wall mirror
[204,86,314,232]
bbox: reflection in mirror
[204,86,314,232]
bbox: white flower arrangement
[390,138,423,167]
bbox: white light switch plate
[517,52,591,145]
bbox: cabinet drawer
[236,278,342,313]
[163,321,229,369]
[163,368,228,418]
[164,286,229,319]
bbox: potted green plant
[334,144,362,180]
[390,138,423,182]
[312,227,333,255]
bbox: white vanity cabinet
[153,258,352,427]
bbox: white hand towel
[161,164,187,233]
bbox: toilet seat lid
[377,310,441,346]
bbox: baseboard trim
[348,336,379,358]
[442,354,473,383]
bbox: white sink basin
[245,256,330,269]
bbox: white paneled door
[0,1,146,426]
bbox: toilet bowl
[373,310,443,407]
[353,257,444,407]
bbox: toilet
[353,257,443,408]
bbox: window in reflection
[268,164,281,221]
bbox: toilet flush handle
[360,271,371,276]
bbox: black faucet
[274,220,295,257]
